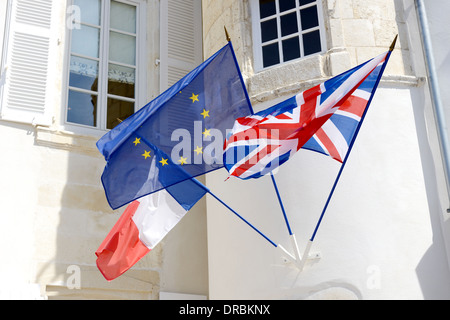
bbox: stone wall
[202,0,414,106]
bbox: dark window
[261,18,278,42]
[282,37,301,62]
[257,0,324,69]
[300,5,319,30]
[281,12,298,37]
[263,43,280,68]
[259,0,276,18]
[279,0,296,12]
[303,30,322,56]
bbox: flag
[97,43,252,210]
[96,173,207,281]
[223,51,389,179]
[302,62,385,162]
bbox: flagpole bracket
[279,246,321,270]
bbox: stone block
[342,19,376,47]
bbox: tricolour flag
[223,51,389,179]
[97,43,252,210]
[96,173,207,281]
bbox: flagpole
[134,131,277,249]
[301,37,397,267]
[225,26,254,115]
[224,26,299,263]
[270,173,302,262]
[206,187,297,263]
[206,189,277,247]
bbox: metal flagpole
[224,26,299,263]
[207,189,277,247]
[270,173,302,262]
[299,36,398,271]
[206,188,297,263]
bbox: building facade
[0,0,449,299]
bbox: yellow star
[178,156,188,165]
[142,150,151,159]
[189,93,199,103]
[159,158,168,166]
[194,146,203,155]
[203,128,211,138]
[133,137,141,146]
[200,109,210,119]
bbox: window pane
[282,37,301,62]
[69,56,99,91]
[300,5,319,30]
[109,31,136,65]
[71,25,100,58]
[74,0,101,25]
[67,90,97,127]
[279,0,296,12]
[281,12,298,36]
[303,30,321,55]
[107,98,134,129]
[110,1,136,33]
[262,43,280,67]
[108,63,135,98]
[259,0,276,18]
[299,0,316,6]
[261,18,278,43]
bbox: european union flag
[97,43,253,209]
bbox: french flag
[96,179,206,281]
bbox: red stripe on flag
[338,95,368,118]
[315,128,343,162]
[96,201,150,281]
[231,144,280,177]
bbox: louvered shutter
[0,0,55,126]
[160,0,203,93]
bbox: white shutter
[0,0,56,126]
[160,0,203,93]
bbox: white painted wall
[202,0,450,301]
[206,85,450,299]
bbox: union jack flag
[223,52,389,180]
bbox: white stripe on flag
[315,52,386,118]
[320,120,349,161]
[132,190,188,250]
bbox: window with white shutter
[0,0,56,126]
[160,0,203,92]
[61,0,202,133]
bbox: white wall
[206,85,450,299]
[418,0,450,271]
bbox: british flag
[223,52,389,180]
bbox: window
[252,0,325,70]
[66,0,145,131]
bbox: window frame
[62,0,147,135]
[251,0,327,72]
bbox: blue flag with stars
[97,43,253,209]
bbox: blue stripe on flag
[329,114,360,146]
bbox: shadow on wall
[32,135,160,299]
[409,85,450,299]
